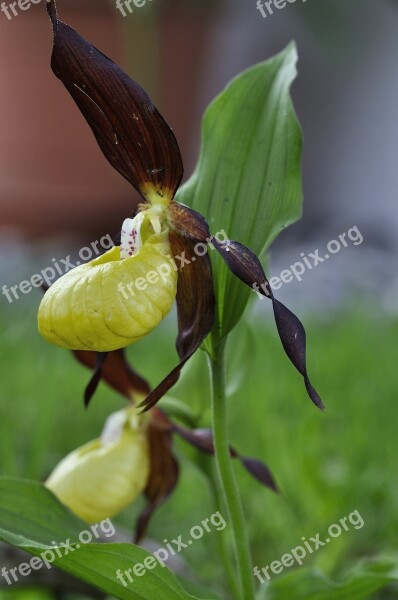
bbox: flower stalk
[208,338,255,600]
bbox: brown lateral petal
[272,299,324,410]
[135,414,179,543]
[172,426,215,455]
[168,202,211,242]
[239,456,278,492]
[173,424,278,492]
[73,349,151,406]
[46,0,183,203]
[82,352,108,408]
[212,239,272,298]
[138,233,215,412]
[213,239,324,411]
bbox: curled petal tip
[305,375,326,411]
[239,456,279,493]
[83,352,108,409]
[214,239,324,410]
[46,0,57,27]
[75,349,150,402]
[136,403,148,415]
[173,425,278,493]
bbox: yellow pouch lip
[38,229,177,352]
[45,423,150,523]
[89,229,171,267]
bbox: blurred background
[1,0,398,598]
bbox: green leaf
[0,477,84,550]
[0,478,207,600]
[179,577,223,600]
[176,43,303,339]
[264,561,398,600]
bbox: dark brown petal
[272,299,323,410]
[73,349,151,407]
[172,426,215,455]
[46,0,183,203]
[173,424,278,492]
[168,202,211,242]
[135,415,179,543]
[81,352,107,408]
[239,456,278,492]
[213,239,324,411]
[212,239,272,297]
[138,233,215,412]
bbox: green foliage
[1,307,398,599]
[176,43,303,339]
[1,475,397,599]
[0,479,205,600]
[264,561,398,600]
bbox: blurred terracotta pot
[0,0,212,240]
[0,0,133,240]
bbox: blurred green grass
[0,298,397,595]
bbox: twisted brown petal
[168,202,211,242]
[173,425,278,492]
[213,239,324,411]
[81,352,107,408]
[46,0,183,203]
[138,233,215,412]
[73,349,151,407]
[135,410,179,543]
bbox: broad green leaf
[0,478,206,600]
[179,577,223,600]
[0,477,84,549]
[176,43,302,339]
[264,561,398,600]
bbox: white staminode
[120,206,164,259]
[120,212,145,259]
[101,408,142,446]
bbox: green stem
[208,340,255,600]
[213,483,241,599]
[202,457,240,600]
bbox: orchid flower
[46,349,277,542]
[38,0,323,413]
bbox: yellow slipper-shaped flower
[46,407,150,524]
[38,207,177,352]
[41,0,323,413]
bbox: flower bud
[46,408,150,524]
